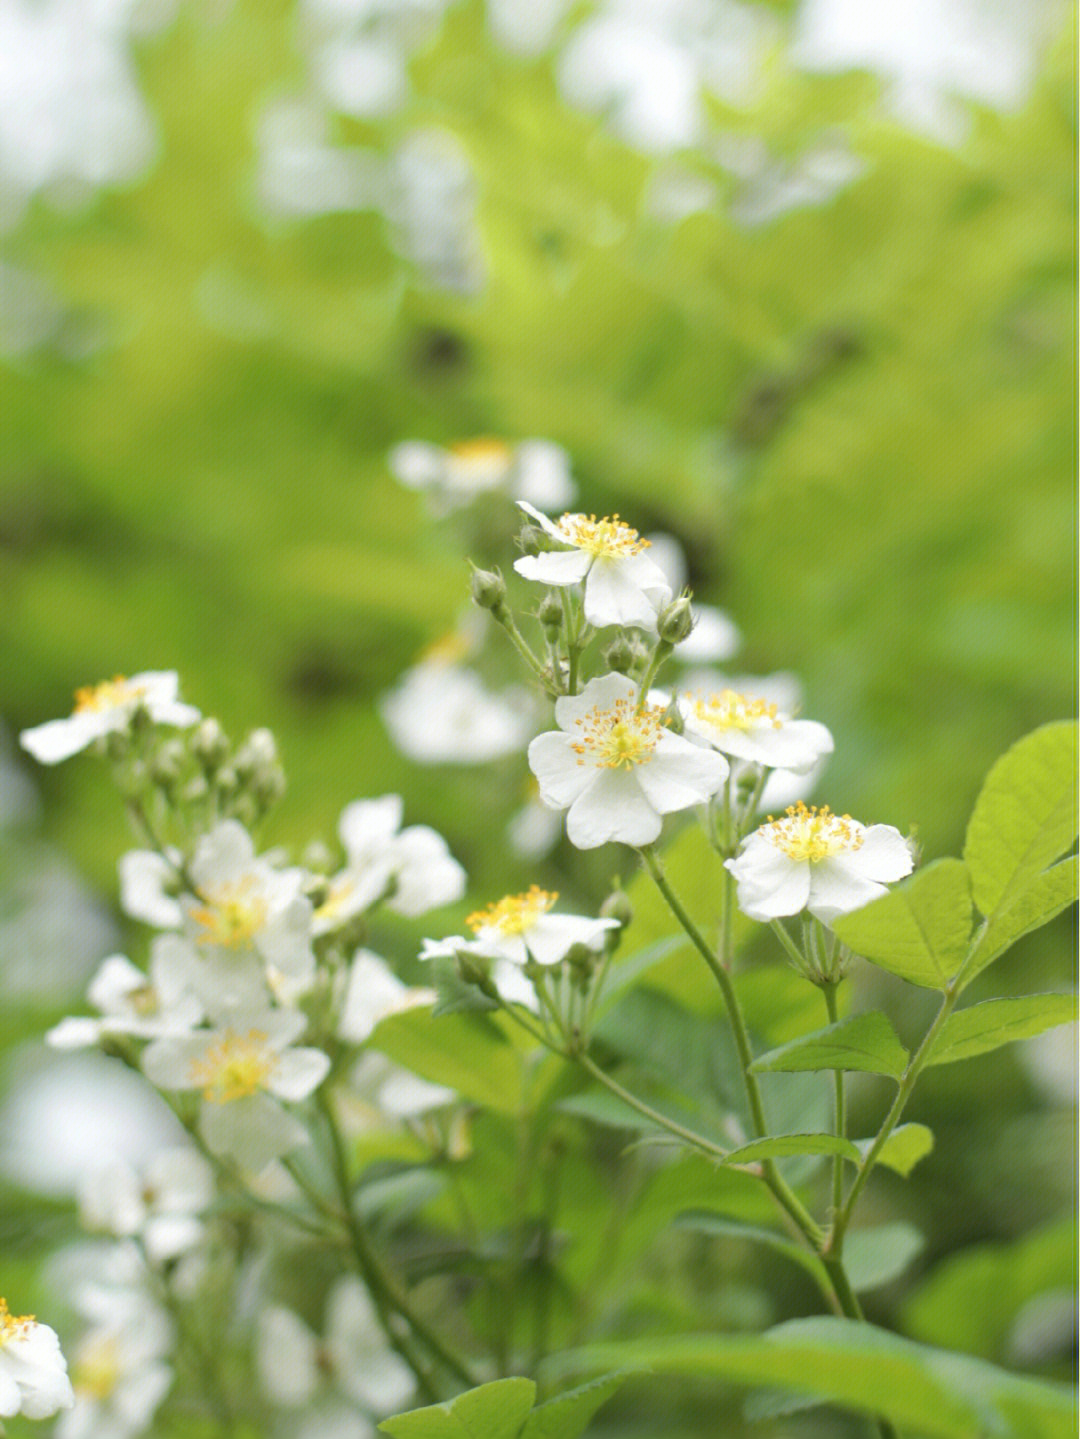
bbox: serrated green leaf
[832,859,972,990]
[369,1007,523,1114]
[926,994,1078,1066]
[379,1378,536,1439]
[519,1373,627,1439]
[750,1011,908,1080]
[857,1123,935,1178]
[542,1318,1077,1439]
[723,1133,861,1165]
[676,1213,830,1290]
[844,1222,925,1292]
[960,857,1078,987]
[963,721,1078,919]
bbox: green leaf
[832,859,973,990]
[750,1011,908,1080]
[519,1373,627,1439]
[963,720,1078,919]
[857,1123,935,1178]
[676,1213,830,1290]
[543,1318,1077,1439]
[723,1134,862,1165]
[379,1379,536,1439]
[370,1007,523,1114]
[430,957,500,1017]
[927,994,1078,1066]
[844,1223,925,1292]
[961,857,1078,987]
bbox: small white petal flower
[20,673,200,765]
[528,672,728,848]
[77,1148,214,1265]
[380,662,534,764]
[389,437,574,512]
[338,950,435,1043]
[46,945,204,1050]
[680,688,834,774]
[0,1299,74,1420]
[118,850,183,930]
[459,886,619,967]
[514,502,672,629]
[57,1296,173,1439]
[725,803,915,924]
[141,1011,330,1173]
[183,820,315,998]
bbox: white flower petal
[807,863,889,924]
[726,844,812,920]
[268,1047,331,1102]
[527,731,595,808]
[847,824,916,883]
[566,769,662,848]
[552,671,637,731]
[514,549,592,587]
[339,795,404,856]
[633,733,728,813]
[199,1093,307,1172]
[525,914,619,966]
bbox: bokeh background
[0,0,1076,1433]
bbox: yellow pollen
[555,513,650,558]
[690,689,780,732]
[763,803,863,863]
[315,879,355,924]
[72,675,146,714]
[448,437,513,467]
[190,876,268,948]
[73,1334,121,1400]
[467,885,558,936]
[0,1300,36,1345]
[189,1029,274,1103]
[127,983,160,1017]
[570,697,665,769]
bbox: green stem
[769,918,813,978]
[498,610,559,695]
[823,981,845,1222]
[574,1050,729,1160]
[834,984,960,1246]
[559,588,581,694]
[315,1089,478,1396]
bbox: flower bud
[215,765,239,796]
[603,633,637,675]
[192,718,229,769]
[536,592,563,630]
[470,565,508,615]
[303,840,336,875]
[252,767,286,809]
[150,739,186,788]
[518,522,545,557]
[599,886,632,929]
[656,593,695,646]
[182,774,209,803]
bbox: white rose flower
[390,437,574,512]
[141,1010,330,1173]
[679,687,834,774]
[20,672,200,765]
[514,502,673,630]
[450,885,618,967]
[725,802,915,924]
[0,1299,74,1420]
[528,672,728,848]
[183,820,315,1000]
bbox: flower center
[763,803,863,862]
[448,437,513,480]
[571,697,665,769]
[189,1029,274,1102]
[467,885,558,936]
[73,1334,121,1400]
[0,1299,36,1346]
[126,983,160,1017]
[689,689,780,732]
[72,675,145,714]
[190,877,268,948]
[554,513,650,558]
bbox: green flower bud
[518,522,545,557]
[603,633,637,675]
[470,565,508,615]
[656,593,695,645]
[192,718,229,769]
[599,886,633,929]
[303,840,336,875]
[536,592,564,630]
[150,739,186,788]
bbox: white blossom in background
[315,793,465,932]
[118,850,183,930]
[141,1010,331,1173]
[714,131,866,229]
[380,660,533,764]
[344,1050,455,1129]
[0,1298,74,1420]
[726,802,914,924]
[46,945,203,1051]
[528,671,728,848]
[515,502,673,630]
[390,437,575,513]
[57,1291,173,1439]
[77,1147,214,1265]
[256,1276,414,1422]
[182,820,315,1001]
[253,96,382,218]
[679,688,834,773]
[337,949,435,1043]
[507,779,564,860]
[643,532,741,662]
[20,672,200,765]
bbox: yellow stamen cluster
[0,1299,36,1345]
[73,1334,120,1400]
[689,689,780,732]
[467,885,558,935]
[72,675,145,714]
[763,803,862,863]
[449,437,513,467]
[190,876,268,948]
[189,1029,274,1103]
[571,697,665,769]
[555,513,650,558]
